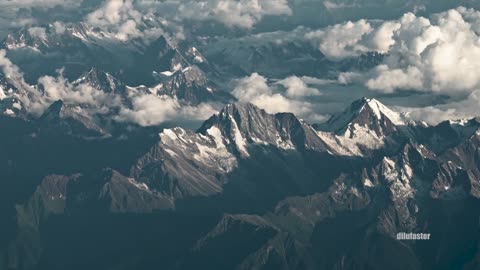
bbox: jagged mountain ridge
[3,98,480,270]
[73,68,127,94]
[131,103,344,201]
[0,65,235,135]
[129,99,480,203]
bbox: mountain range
[1,96,480,270]
[1,22,232,105]
[1,18,480,270]
[0,23,238,137]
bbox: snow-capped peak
[362,98,405,125]
[319,97,407,136]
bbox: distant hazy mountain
[1,23,220,88]
[200,34,383,80]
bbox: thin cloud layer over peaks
[86,0,292,36]
[0,0,81,9]
[81,0,292,41]
[177,0,292,29]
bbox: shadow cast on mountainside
[0,116,160,264]
[32,211,219,270]
[176,145,369,215]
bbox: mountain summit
[319,97,407,137]
[198,103,330,153]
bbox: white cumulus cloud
[305,19,373,60]
[367,8,480,94]
[232,73,326,122]
[309,7,480,96]
[276,76,322,97]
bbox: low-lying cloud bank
[0,49,219,126]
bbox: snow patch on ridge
[229,115,250,157]
[128,178,150,192]
[366,98,405,125]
